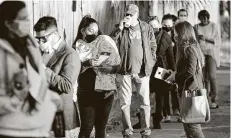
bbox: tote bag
[181,46,210,123]
[181,81,210,124]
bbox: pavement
[107,68,230,138]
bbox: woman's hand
[198,35,205,41]
[97,66,113,74]
[198,35,215,44]
[90,59,101,67]
[0,96,22,114]
[166,71,176,83]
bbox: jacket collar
[46,40,66,67]
[0,38,17,54]
[138,19,147,33]
[0,38,26,64]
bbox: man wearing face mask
[177,9,188,22]
[110,4,157,138]
[148,16,161,37]
[34,16,81,137]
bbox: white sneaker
[164,116,171,123]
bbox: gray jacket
[176,45,204,92]
[44,40,81,130]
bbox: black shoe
[153,122,161,129]
[133,112,141,129]
[152,113,162,129]
[133,122,141,129]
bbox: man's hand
[104,91,115,99]
[119,19,125,30]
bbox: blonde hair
[175,21,205,68]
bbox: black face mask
[153,28,159,33]
[85,34,97,43]
[162,27,172,32]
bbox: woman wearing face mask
[150,14,176,128]
[194,10,221,109]
[166,21,205,138]
[73,15,120,138]
[0,1,59,137]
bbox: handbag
[180,77,210,124]
[180,47,210,124]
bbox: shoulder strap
[3,49,9,95]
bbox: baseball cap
[125,4,139,15]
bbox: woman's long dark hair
[0,1,26,38]
[175,21,205,68]
[0,1,27,57]
[72,15,102,47]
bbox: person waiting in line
[166,21,206,138]
[0,1,60,137]
[177,9,189,22]
[151,14,176,128]
[110,4,157,138]
[194,10,221,109]
[73,15,120,138]
[34,16,81,137]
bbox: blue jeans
[203,55,218,102]
[183,123,205,138]
[78,90,114,138]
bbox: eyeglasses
[124,13,133,17]
[35,30,57,43]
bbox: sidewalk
[108,106,230,138]
[108,67,230,138]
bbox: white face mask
[40,41,52,53]
[7,19,30,37]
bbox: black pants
[78,90,114,138]
[155,90,170,120]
